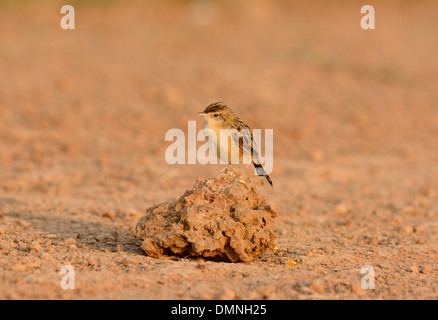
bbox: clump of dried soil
[134,166,278,262]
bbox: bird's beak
[196,112,207,117]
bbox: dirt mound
[134,167,278,262]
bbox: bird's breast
[203,122,248,164]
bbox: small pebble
[334,203,348,215]
[121,257,133,266]
[63,238,76,246]
[400,226,413,234]
[409,265,419,274]
[28,242,42,253]
[421,265,432,274]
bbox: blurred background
[0,0,437,205]
[1,0,437,176]
[1,0,438,300]
[1,0,438,197]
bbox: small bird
[197,102,273,187]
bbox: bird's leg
[214,164,231,177]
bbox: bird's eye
[213,114,218,118]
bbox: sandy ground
[0,0,437,299]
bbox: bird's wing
[230,119,273,186]
[230,119,260,158]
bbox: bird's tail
[252,160,273,187]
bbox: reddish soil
[0,0,437,299]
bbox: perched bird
[197,102,273,187]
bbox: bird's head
[197,102,235,125]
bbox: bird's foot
[214,165,231,177]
